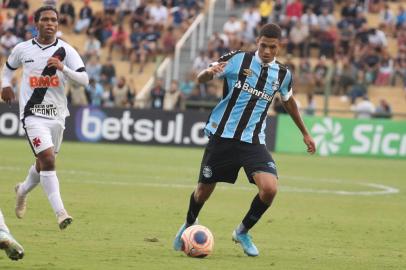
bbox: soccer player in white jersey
[0,209,24,260]
[1,6,89,230]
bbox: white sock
[19,165,40,195]
[0,209,10,233]
[40,171,65,215]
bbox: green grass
[0,138,405,270]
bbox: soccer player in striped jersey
[0,209,24,260]
[1,6,89,230]
[174,23,316,256]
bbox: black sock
[186,192,204,225]
[241,194,270,231]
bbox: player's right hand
[208,62,227,76]
[1,87,15,104]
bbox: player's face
[256,36,280,63]
[36,10,58,41]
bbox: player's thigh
[47,121,65,154]
[23,116,54,156]
[198,136,240,184]
[240,143,278,184]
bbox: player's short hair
[34,6,59,23]
[258,23,282,40]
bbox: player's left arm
[47,46,89,86]
[280,70,316,154]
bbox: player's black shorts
[198,135,278,184]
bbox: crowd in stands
[168,0,405,118]
[0,0,405,118]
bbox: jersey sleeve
[279,69,293,101]
[64,45,86,72]
[6,44,22,70]
[215,51,244,79]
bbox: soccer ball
[181,225,214,258]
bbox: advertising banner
[0,104,277,149]
[276,114,406,158]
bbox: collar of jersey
[254,51,275,67]
[32,38,59,50]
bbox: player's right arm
[1,44,22,104]
[197,50,243,84]
[197,62,227,83]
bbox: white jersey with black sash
[5,38,85,124]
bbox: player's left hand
[303,134,316,154]
[47,57,64,71]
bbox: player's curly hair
[34,6,59,23]
[259,23,282,40]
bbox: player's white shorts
[23,116,65,155]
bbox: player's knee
[39,155,56,171]
[259,185,277,203]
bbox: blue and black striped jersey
[204,50,293,144]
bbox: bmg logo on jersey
[29,75,60,88]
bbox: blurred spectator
[286,0,303,21]
[14,5,28,27]
[163,80,184,111]
[66,81,88,106]
[75,0,93,34]
[300,6,319,34]
[86,78,104,106]
[352,95,375,119]
[395,5,406,31]
[102,84,115,107]
[368,24,388,49]
[192,51,210,76]
[304,93,316,115]
[149,0,169,29]
[113,76,133,107]
[130,0,147,28]
[319,25,337,58]
[180,72,196,97]
[391,56,406,88]
[348,72,368,104]
[242,6,261,36]
[59,0,75,27]
[375,52,393,85]
[223,14,242,43]
[287,19,309,57]
[374,98,392,118]
[104,0,120,15]
[313,56,329,94]
[100,58,117,86]
[83,33,101,61]
[259,0,272,25]
[380,3,395,35]
[0,29,18,64]
[107,24,129,60]
[298,57,313,92]
[361,46,380,84]
[318,7,335,31]
[129,25,148,74]
[86,56,102,82]
[150,78,165,109]
[161,26,176,54]
[333,56,356,96]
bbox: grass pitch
[0,138,405,270]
